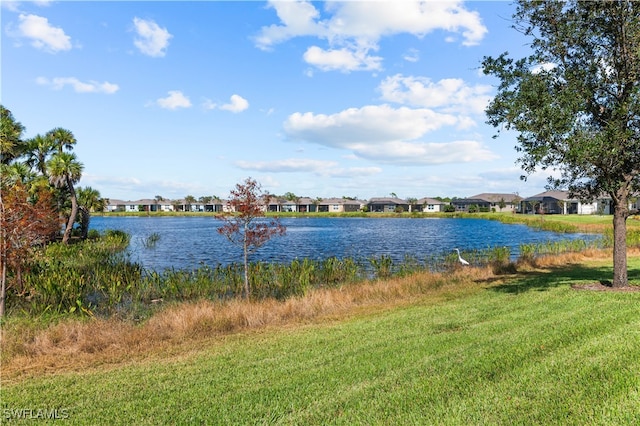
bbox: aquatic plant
[142,232,161,249]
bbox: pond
[90,216,597,271]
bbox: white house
[415,197,448,213]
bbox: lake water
[90,216,597,271]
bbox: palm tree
[47,152,83,244]
[77,186,105,240]
[46,127,77,153]
[154,195,165,212]
[25,134,55,176]
[184,195,196,212]
[0,105,26,164]
[1,162,34,186]
[77,186,106,213]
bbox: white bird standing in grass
[454,248,470,266]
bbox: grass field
[2,250,640,425]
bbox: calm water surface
[90,216,596,271]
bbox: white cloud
[303,46,382,72]
[236,158,338,173]
[378,74,493,115]
[14,13,71,53]
[283,104,497,165]
[235,158,382,178]
[220,94,249,113]
[530,62,557,74]
[285,104,457,146]
[2,1,21,12]
[203,94,249,113]
[324,166,382,178]
[36,76,119,94]
[133,17,172,57]
[154,91,192,110]
[254,1,324,49]
[6,0,53,9]
[202,99,217,110]
[348,140,498,165]
[403,48,420,63]
[255,0,487,72]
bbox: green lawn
[3,258,640,425]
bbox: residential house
[105,199,155,213]
[105,199,126,212]
[140,198,175,212]
[368,197,410,213]
[317,198,363,213]
[451,193,522,213]
[469,193,522,213]
[267,197,291,212]
[521,190,603,214]
[450,197,492,213]
[296,197,321,213]
[414,197,447,213]
[265,196,363,213]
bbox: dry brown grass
[0,247,629,384]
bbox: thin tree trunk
[612,198,629,288]
[79,206,90,240]
[62,178,78,244]
[243,240,250,299]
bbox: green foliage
[141,232,161,248]
[518,239,601,266]
[483,0,640,286]
[488,246,516,274]
[601,228,640,248]
[369,255,394,279]
[8,230,139,315]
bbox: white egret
[454,248,470,266]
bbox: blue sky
[2,0,552,201]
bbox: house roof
[318,198,363,205]
[368,197,408,204]
[416,197,446,205]
[523,190,572,202]
[469,193,522,203]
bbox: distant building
[521,190,605,214]
[451,193,521,213]
[414,198,448,213]
[367,197,410,213]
